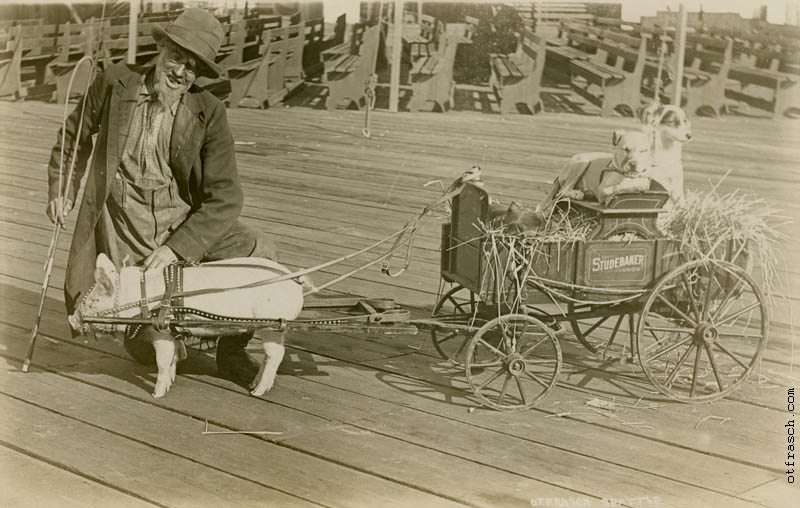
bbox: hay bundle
[659,184,790,296]
[479,205,597,307]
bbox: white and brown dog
[639,101,692,207]
[69,254,305,398]
[536,129,655,214]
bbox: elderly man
[46,9,276,384]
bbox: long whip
[24,1,109,372]
[22,57,96,371]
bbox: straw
[659,184,791,299]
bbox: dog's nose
[686,132,693,140]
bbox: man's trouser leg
[124,326,187,365]
[202,221,280,384]
[124,328,158,365]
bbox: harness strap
[139,271,148,318]
[155,264,182,332]
[381,181,467,278]
[167,306,410,327]
[600,159,650,183]
[84,180,462,317]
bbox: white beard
[153,72,187,108]
[152,54,194,108]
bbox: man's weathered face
[154,40,199,102]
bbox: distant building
[640,10,749,32]
[787,0,800,25]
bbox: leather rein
[78,178,470,323]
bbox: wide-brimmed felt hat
[152,8,223,78]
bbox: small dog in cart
[69,254,306,398]
[639,101,693,207]
[484,129,656,234]
[536,129,655,214]
[534,102,692,216]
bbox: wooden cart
[429,183,768,410]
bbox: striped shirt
[119,75,180,188]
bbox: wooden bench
[554,23,649,116]
[647,33,732,116]
[213,20,250,69]
[452,15,478,45]
[46,22,100,103]
[546,22,595,80]
[212,16,280,69]
[300,16,325,77]
[403,15,444,60]
[95,19,172,67]
[325,13,348,50]
[0,26,24,99]
[238,15,283,62]
[409,32,458,112]
[592,17,637,30]
[322,22,365,76]
[107,9,182,27]
[301,12,346,79]
[14,23,63,99]
[196,16,281,103]
[489,27,546,114]
[227,21,306,109]
[324,23,380,111]
[0,18,43,33]
[729,47,800,117]
[531,2,594,39]
[0,22,99,101]
[681,34,733,116]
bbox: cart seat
[567,184,670,239]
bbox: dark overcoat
[47,63,244,314]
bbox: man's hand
[142,245,178,271]
[46,197,73,226]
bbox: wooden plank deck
[0,100,798,508]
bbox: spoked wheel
[430,285,480,365]
[637,260,768,402]
[465,314,562,411]
[568,302,638,361]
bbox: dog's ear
[611,129,625,147]
[639,100,661,126]
[504,201,524,222]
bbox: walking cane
[23,56,95,372]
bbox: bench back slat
[561,22,649,75]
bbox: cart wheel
[568,303,638,361]
[431,285,480,365]
[465,314,562,411]
[637,260,768,402]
